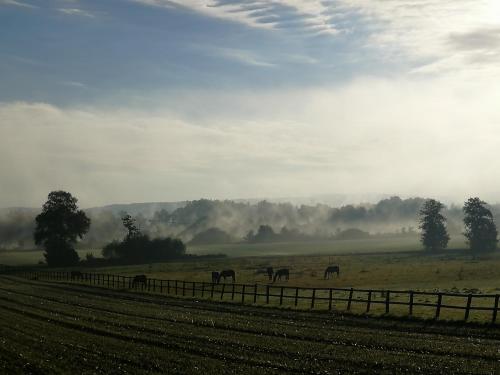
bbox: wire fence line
[11,270,500,324]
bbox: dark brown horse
[266,267,274,281]
[132,274,147,287]
[211,271,220,283]
[324,265,340,279]
[273,268,289,282]
[217,269,235,283]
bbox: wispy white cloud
[132,0,341,36]
[131,0,500,76]
[337,0,500,74]
[199,46,276,67]
[0,0,37,8]
[59,81,88,88]
[58,7,96,18]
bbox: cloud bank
[1,74,500,208]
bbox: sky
[1,0,500,208]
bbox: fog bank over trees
[0,196,492,249]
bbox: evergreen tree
[418,199,449,251]
[463,197,498,253]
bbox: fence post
[266,285,270,304]
[254,284,258,304]
[182,281,186,296]
[366,291,372,313]
[280,287,284,305]
[385,291,390,314]
[492,295,499,324]
[347,288,354,311]
[409,291,414,316]
[210,282,215,298]
[435,293,442,319]
[328,289,333,311]
[201,281,205,297]
[153,279,156,292]
[241,285,246,304]
[107,275,110,288]
[465,294,472,321]
[231,283,235,300]
[175,280,178,295]
[311,288,316,309]
[220,283,226,300]
[294,287,299,307]
[191,281,195,297]
[167,280,171,294]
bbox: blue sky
[0,0,387,106]
[1,0,500,207]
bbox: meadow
[2,236,498,295]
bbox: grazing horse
[132,274,147,288]
[217,269,236,283]
[71,271,83,280]
[266,267,274,281]
[324,265,340,279]
[211,271,220,283]
[273,268,289,282]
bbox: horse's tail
[273,273,277,283]
[324,269,328,279]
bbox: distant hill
[85,201,187,218]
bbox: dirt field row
[0,276,499,374]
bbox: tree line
[5,195,500,248]
[27,191,500,266]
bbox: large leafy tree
[34,191,90,266]
[418,199,450,251]
[463,197,498,253]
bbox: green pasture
[0,249,97,266]
[3,236,500,298]
[88,248,500,297]
[188,235,461,257]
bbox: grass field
[0,249,96,266]
[0,276,499,374]
[2,236,499,295]
[188,235,467,257]
[0,235,467,265]
[87,248,500,295]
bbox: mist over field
[0,195,487,250]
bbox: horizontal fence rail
[11,270,500,324]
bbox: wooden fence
[14,270,500,324]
